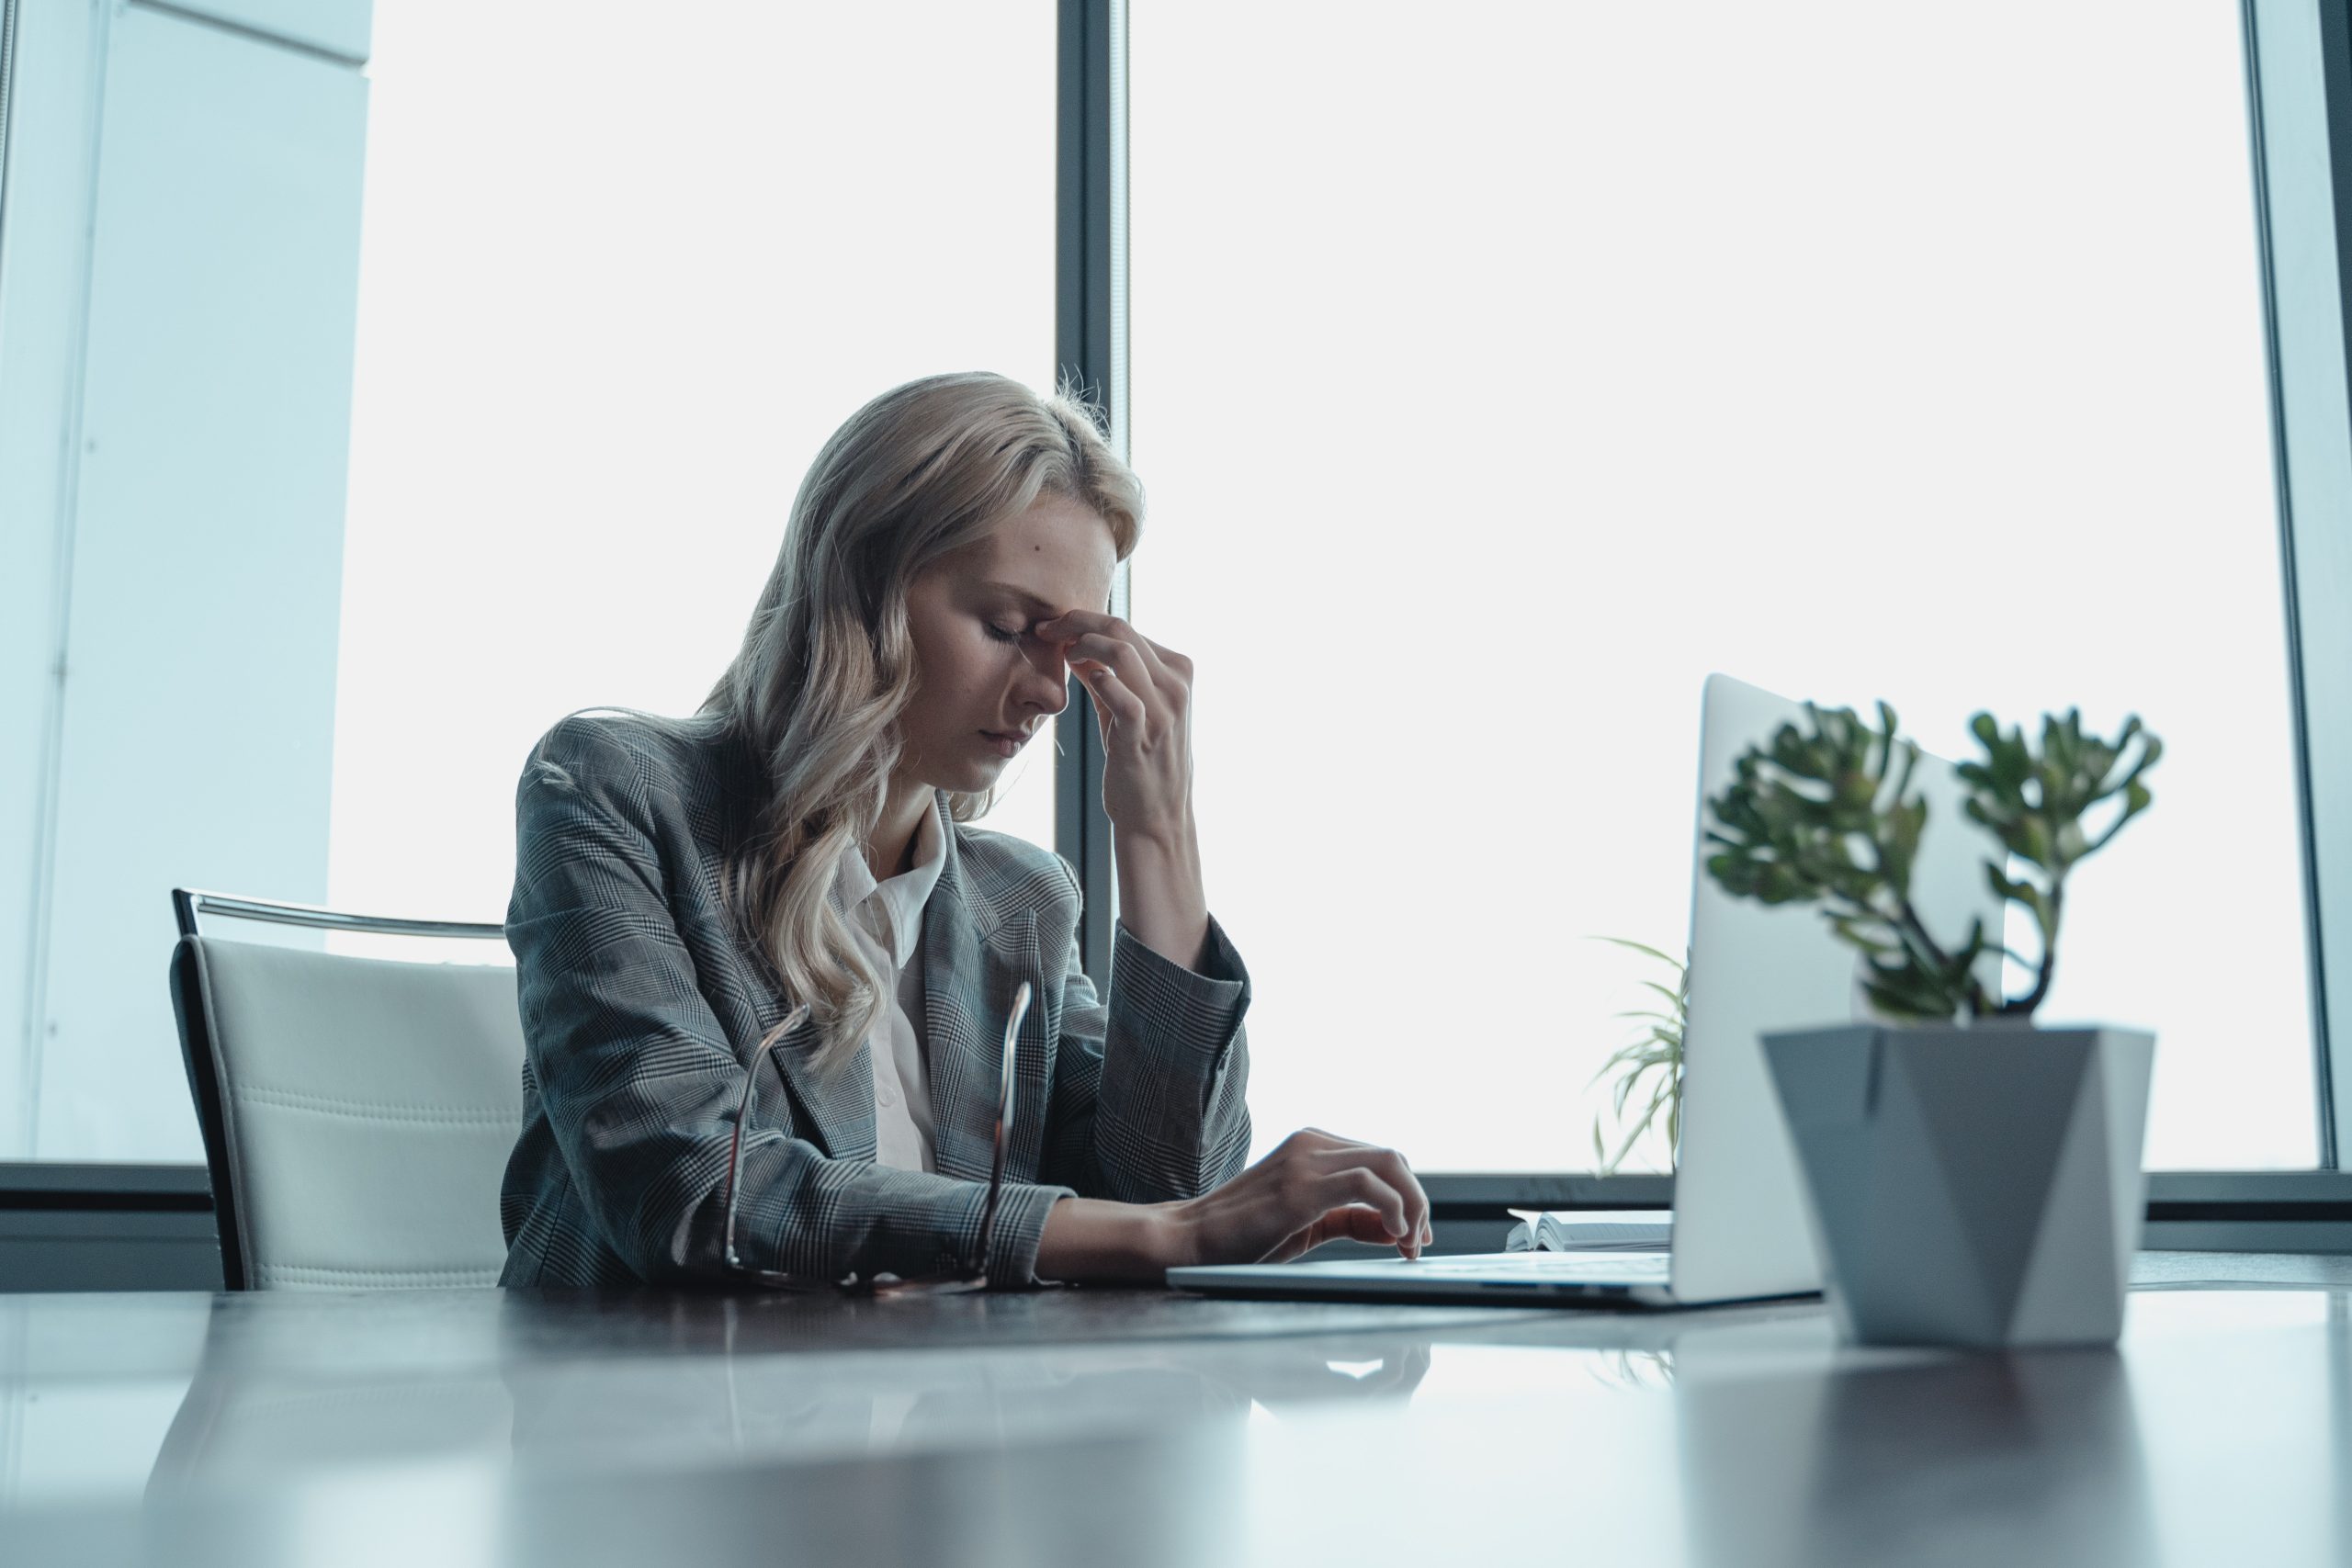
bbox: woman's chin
[897,746,1008,797]
[941,756,1009,795]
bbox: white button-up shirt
[834,807,946,1172]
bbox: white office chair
[168,888,524,1291]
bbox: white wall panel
[0,0,109,1155]
[33,4,367,1158]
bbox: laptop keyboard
[1408,1252,1672,1281]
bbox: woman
[498,372,1430,1287]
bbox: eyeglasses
[720,980,1031,1295]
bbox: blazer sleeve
[506,718,1072,1287]
[1036,877,1254,1201]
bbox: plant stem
[2007,878,2064,1016]
[1866,836,1978,1013]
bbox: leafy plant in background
[1703,702,2161,1021]
[1588,937,1688,1175]
[1585,1348,1677,1393]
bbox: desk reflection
[74,1280,2347,1568]
[1674,1322,2156,1568]
[147,1288,1438,1492]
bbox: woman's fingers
[1263,1225,1317,1265]
[1283,1126,1367,1156]
[1301,1143,1430,1251]
[1031,612,1195,845]
[1074,656,1148,738]
[1037,608,1165,663]
[1264,1130,1429,1251]
[1317,1168,1410,1240]
[1176,1128,1435,1268]
[1042,615,1187,706]
[1138,633,1192,681]
[1326,1203,1410,1247]
[1067,633,1158,701]
[1263,1204,1398,1264]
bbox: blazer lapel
[744,794,1049,1174]
[923,823,992,1181]
[922,801,1046,1182]
[752,996,874,1163]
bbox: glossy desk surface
[5,1252,2349,1566]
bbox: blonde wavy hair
[702,372,1143,1074]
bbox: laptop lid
[1668,674,1999,1303]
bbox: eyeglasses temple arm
[971,980,1033,1284]
[722,1003,810,1272]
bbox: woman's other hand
[1034,607,1211,971]
[1033,609,1193,844]
[1035,1129,1433,1283]
[1164,1128,1433,1266]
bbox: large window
[331,0,1062,943]
[1129,0,2312,1170]
[6,0,2344,1182]
[4,1,1057,1163]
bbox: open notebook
[1504,1211,1674,1253]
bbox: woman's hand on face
[1034,610,1193,844]
[1164,1129,1434,1267]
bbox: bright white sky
[1127,0,2309,1170]
[326,0,2312,1172]
[331,1,1060,931]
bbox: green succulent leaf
[1706,697,2161,1026]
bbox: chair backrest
[169,890,524,1290]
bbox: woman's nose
[1018,639,1070,716]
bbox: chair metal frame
[167,887,507,1290]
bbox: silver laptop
[1169,672,2000,1310]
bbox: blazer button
[877,1082,897,1108]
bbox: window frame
[14,0,2352,1245]
[2261,0,2352,1165]
[1086,0,2352,1212]
[1055,0,1127,980]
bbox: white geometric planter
[1760,1023,2155,1348]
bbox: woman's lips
[980,730,1026,759]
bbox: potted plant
[1588,937,1688,1177]
[1705,702,2162,1348]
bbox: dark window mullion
[2245,0,2352,1168]
[1055,0,1125,984]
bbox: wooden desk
[4,1253,2347,1566]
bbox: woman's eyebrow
[976,581,1061,618]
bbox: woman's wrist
[1111,807,1199,859]
[1110,821,1211,972]
[1035,1196,1191,1283]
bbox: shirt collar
[835,797,947,968]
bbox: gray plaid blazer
[498,711,1253,1288]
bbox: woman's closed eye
[982,620,1026,645]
